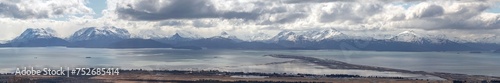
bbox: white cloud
[0,0,93,19]
[405,2,444,19]
[386,1,500,30]
[1,0,500,42]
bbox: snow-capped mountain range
[389,30,459,44]
[134,28,494,44]
[302,28,349,41]
[389,30,423,43]
[159,32,197,41]
[2,26,499,51]
[0,40,6,44]
[269,30,303,42]
[474,36,500,44]
[174,31,202,39]
[169,33,186,40]
[5,27,498,44]
[67,26,130,42]
[210,31,243,42]
[5,28,68,47]
[11,28,58,42]
[268,28,361,42]
[215,32,237,39]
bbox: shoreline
[265,54,500,81]
[0,54,499,82]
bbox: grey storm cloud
[0,2,49,19]
[393,2,499,30]
[407,4,444,19]
[258,12,308,25]
[319,3,385,23]
[158,20,185,26]
[0,0,92,19]
[112,0,500,31]
[115,0,260,21]
[282,0,353,3]
[282,0,427,4]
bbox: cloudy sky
[1,0,500,41]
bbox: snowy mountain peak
[398,30,418,36]
[270,30,302,42]
[168,33,187,40]
[174,30,202,39]
[12,28,58,42]
[93,26,129,35]
[277,30,295,36]
[220,31,229,36]
[212,31,242,42]
[303,28,347,41]
[217,31,232,38]
[269,28,349,42]
[68,26,130,42]
[390,31,457,44]
[173,33,182,37]
[390,30,424,43]
[156,32,194,42]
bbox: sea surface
[0,47,498,78]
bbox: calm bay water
[0,47,499,77]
